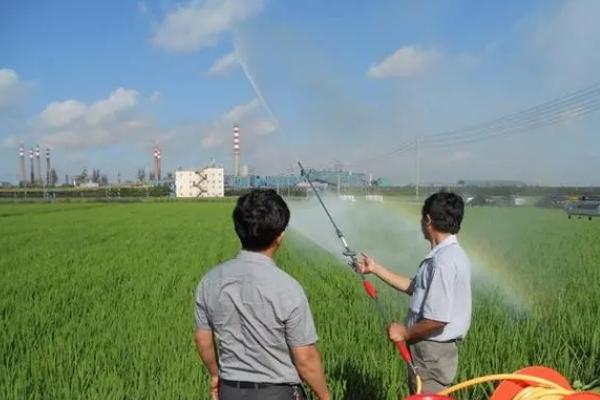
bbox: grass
[1,201,599,399]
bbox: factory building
[175,168,224,198]
[306,169,368,187]
[225,169,369,190]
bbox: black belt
[220,379,299,389]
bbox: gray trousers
[219,383,306,400]
[408,340,459,394]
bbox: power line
[424,87,600,146]
[351,82,600,166]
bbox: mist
[288,196,532,311]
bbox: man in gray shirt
[358,192,472,394]
[194,189,330,400]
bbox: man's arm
[285,287,330,400]
[291,345,330,400]
[194,329,219,399]
[388,319,447,343]
[357,253,413,294]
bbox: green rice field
[1,201,599,399]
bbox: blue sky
[1,0,600,185]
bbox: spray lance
[297,161,419,382]
[296,166,600,400]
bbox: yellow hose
[434,373,575,400]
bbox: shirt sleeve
[194,282,211,330]
[285,287,319,347]
[421,255,456,323]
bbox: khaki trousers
[408,340,459,394]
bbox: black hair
[422,192,464,234]
[233,189,290,251]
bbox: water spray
[297,162,600,400]
[233,37,278,124]
[297,161,419,385]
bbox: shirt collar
[237,249,276,266]
[424,234,458,259]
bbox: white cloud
[0,68,28,108]
[367,45,442,79]
[207,51,239,77]
[35,88,157,149]
[87,88,138,124]
[148,91,161,103]
[152,0,265,53]
[201,98,277,149]
[39,100,87,128]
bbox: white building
[175,168,224,198]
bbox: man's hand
[195,329,220,399]
[356,252,380,274]
[290,345,330,400]
[210,375,219,400]
[388,322,410,342]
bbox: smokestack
[46,148,51,186]
[233,124,240,176]
[157,147,161,181]
[35,145,42,185]
[18,144,26,186]
[153,146,158,182]
[29,148,34,185]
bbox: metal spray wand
[297,161,417,374]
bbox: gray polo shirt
[406,235,472,342]
[195,250,318,383]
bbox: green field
[1,201,599,399]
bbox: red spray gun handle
[363,279,378,299]
[362,280,413,364]
[395,340,413,364]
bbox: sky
[1,0,600,185]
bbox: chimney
[29,148,35,185]
[156,147,161,181]
[46,148,52,186]
[35,145,42,185]
[18,144,26,186]
[233,124,240,176]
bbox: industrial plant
[16,144,56,187]
[6,124,413,201]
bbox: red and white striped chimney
[34,145,42,185]
[153,146,158,181]
[29,148,35,184]
[18,144,26,185]
[233,124,240,176]
[156,147,161,181]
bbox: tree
[137,168,146,183]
